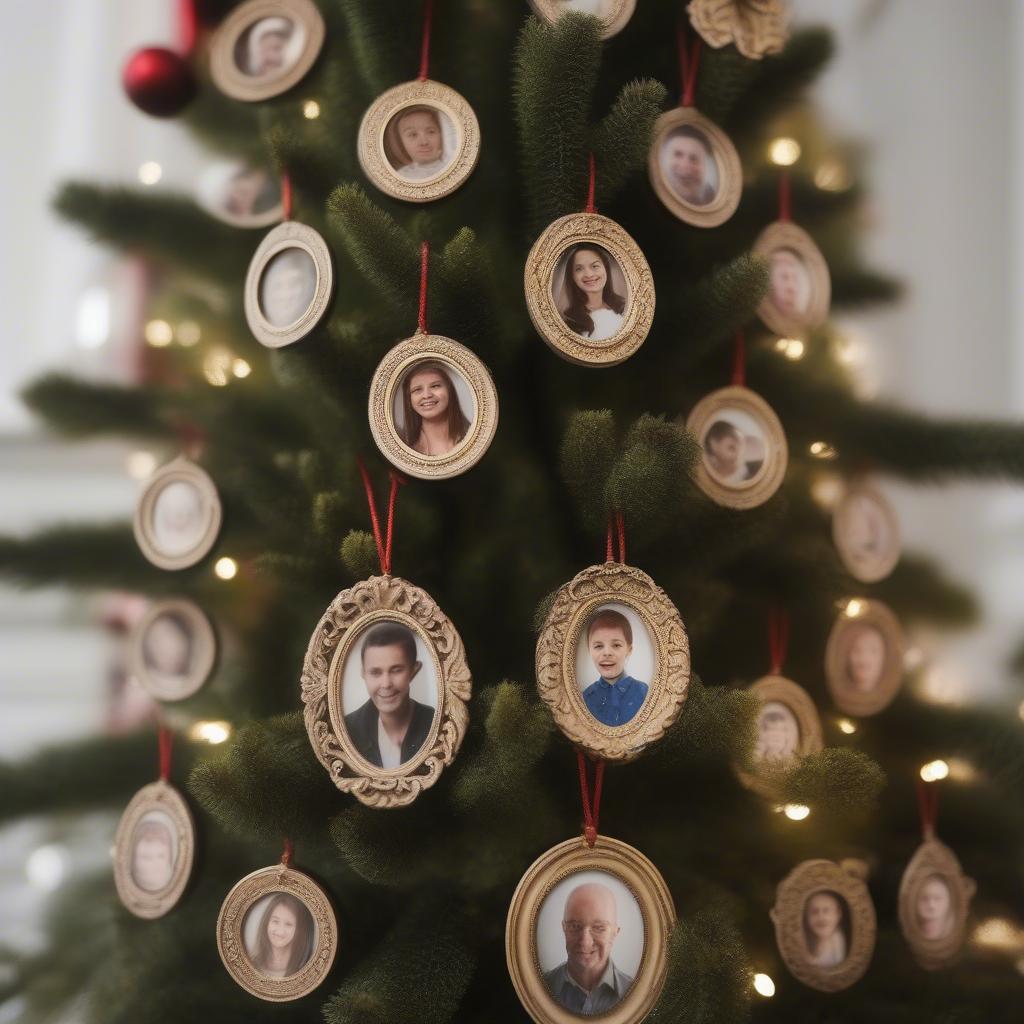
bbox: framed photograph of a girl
[217,865,337,1001]
[752,221,831,338]
[129,598,217,702]
[359,80,480,203]
[825,599,905,717]
[369,333,498,480]
[525,212,655,367]
[528,0,638,40]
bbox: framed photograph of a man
[130,598,217,702]
[752,220,831,338]
[832,484,901,584]
[197,161,283,229]
[825,599,905,717]
[528,0,638,40]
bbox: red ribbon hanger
[418,0,434,81]
[731,329,746,388]
[577,750,606,847]
[778,168,792,223]
[585,152,597,214]
[356,458,406,576]
[676,21,702,108]
[281,171,293,221]
[605,511,626,564]
[768,607,790,675]
[158,725,174,781]
[916,777,940,841]
[418,241,430,334]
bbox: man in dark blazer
[344,622,435,769]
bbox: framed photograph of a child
[358,80,480,203]
[528,0,638,40]
[197,161,283,229]
[752,221,831,338]
[536,562,689,761]
[825,599,905,717]
[301,575,472,808]
[832,484,901,584]
[113,780,195,919]
[130,598,217,702]
[209,0,325,103]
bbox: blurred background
[2,0,1023,1016]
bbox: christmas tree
[3,2,1024,1022]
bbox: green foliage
[783,748,887,818]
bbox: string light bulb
[177,321,201,346]
[189,720,232,744]
[844,598,864,618]
[814,158,851,192]
[214,557,238,580]
[144,319,173,347]
[920,760,949,783]
[138,161,162,185]
[769,137,801,166]
[126,451,157,480]
[837,718,857,735]
[232,358,252,379]
[753,973,776,997]
[775,337,805,360]
[809,440,838,460]
[783,803,810,821]
[972,918,1022,951]
[303,99,320,119]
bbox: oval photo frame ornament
[536,562,690,762]
[368,332,499,481]
[832,483,901,584]
[301,575,471,808]
[506,834,675,1024]
[753,220,831,338]
[825,598,905,717]
[129,598,217,702]
[528,0,638,40]
[525,212,655,367]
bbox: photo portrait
[142,609,192,681]
[551,243,630,342]
[834,488,900,583]
[151,479,206,557]
[234,16,305,80]
[825,599,905,717]
[574,603,655,728]
[700,407,768,488]
[557,0,614,15]
[536,869,644,1016]
[769,247,811,320]
[242,891,318,979]
[914,874,954,941]
[802,889,851,969]
[129,810,178,893]
[132,599,216,702]
[659,124,720,207]
[391,359,476,459]
[382,103,458,183]
[339,619,438,770]
[258,246,318,328]
[844,622,886,694]
[755,699,800,764]
[197,161,282,227]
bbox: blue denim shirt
[581,674,648,726]
[543,959,634,1016]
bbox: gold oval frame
[217,864,338,1002]
[536,562,689,762]
[368,332,499,481]
[736,674,824,799]
[133,457,222,571]
[648,106,742,228]
[528,0,638,40]
[832,483,901,584]
[685,385,788,509]
[752,220,831,338]
[825,599,905,717]
[244,220,334,348]
[771,858,876,992]
[301,575,471,808]
[129,598,217,702]
[525,212,655,367]
[113,780,195,919]
[506,835,675,1024]
[209,0,325,102]
[898,836,975,970]
[357,79,480,203]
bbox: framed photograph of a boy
[752,220,831,338]
[825,599,905,717]
[129,598,217,702]
[528,0,638,41]
[536,562,689,761]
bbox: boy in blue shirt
[581,609,648,726]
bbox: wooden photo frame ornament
[196,161,284,229]
[506,835,675,1024]
[133,457,222,571]
[536,562,690,762]
[752,220,831,338]
[825,598,905,717]
[898,836,975,970]
[368,331,499,481]
[113,780,195,919]
[528,0,637,41]
[217,863,338,1002]
[244,219,334,348]
[832,482,901,584]
[209,0,325,102]
[685,385,788,509]
[301,575,471,809]
[771,858,876,993]
[525,212,655,367]
[129,598,217,702]
[737,674,824,799]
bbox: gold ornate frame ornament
[898,836,975,970]
[832,483,901,584]
[770,858,876,993]
[752,220,831,338]
[529,0,638,40]
[685,385,788,509]
[217,864,338,1002]
[506,835,675,1024]
[209,0,325,102]
[244,220,334,348]
[825,598,905,717]
[357,79,480,203]
[301,575,471,808]
[648,107,743,228]
[687,0,789,60]
[535,562,689,762]
[129,598,217,701]
[525,212,655,367]
[113,780,195,919]
[368,332,499,481]
[133,457,223,571]
[736,674,823,799]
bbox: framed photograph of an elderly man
[301,575,471,808]
[528,0,638,40]
[753,220,831,338]
[649,107,742,227]
[536,562,689,762]
[129,598,217,702]
[525,212,655,367]
[209,0,325,102]
[113,780,195,919]
[825,599,905,717]
[217,864,337,1001]
[771,858,876,992]
[685,385,788,509]
[507,835,674,1024]
[133,457,222,571]
[898,837,975,970]
[832,483,901,584]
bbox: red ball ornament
[122,47,196,118]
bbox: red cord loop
[916,778,940,840]
[418,241,430,335]
[768,607,790,675]
[677,22,702,108]
[418,0,434,81]
[357,457,406,575]
[179,0,197,54]
[585,153,597,214]
[778,168,791,223]
[605,512,626,564]
[158,726,173,782]
[281,838,294,868]
[281,172,293,221]
[577,750,606,847]
[731,330,746,388]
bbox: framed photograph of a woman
[528,0,638,40]
[752,220,831,338]
[825,599,905,717]
[130,598,217,702]
[554,243,628,342]
[832,483,901,584]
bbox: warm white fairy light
[232,358,252,379]
[810,473,842,510]
[144,319,173,347]
[189,720,232,744]
[75,286,111,349]
[138,161,163,185]
[844,599,864,618]
[904,646,925,670]
[917,664,965,706]
[783,803,810,821]
[809,441,838,460]
[769,137,801,166]
[214,557,238,580]
[775,337,805,360]
[177,321,201,347]
[1018,701,1024,722]
[26,845,68,891]
[303,99,321,119]
[973,918,1022,951]
[837,718,857,735]
[126,451,157,480]
[946,758,977,783]
[203,348,232,387]
[814,158,851,192]
[919,760,949,783]
[753,973,776,997]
